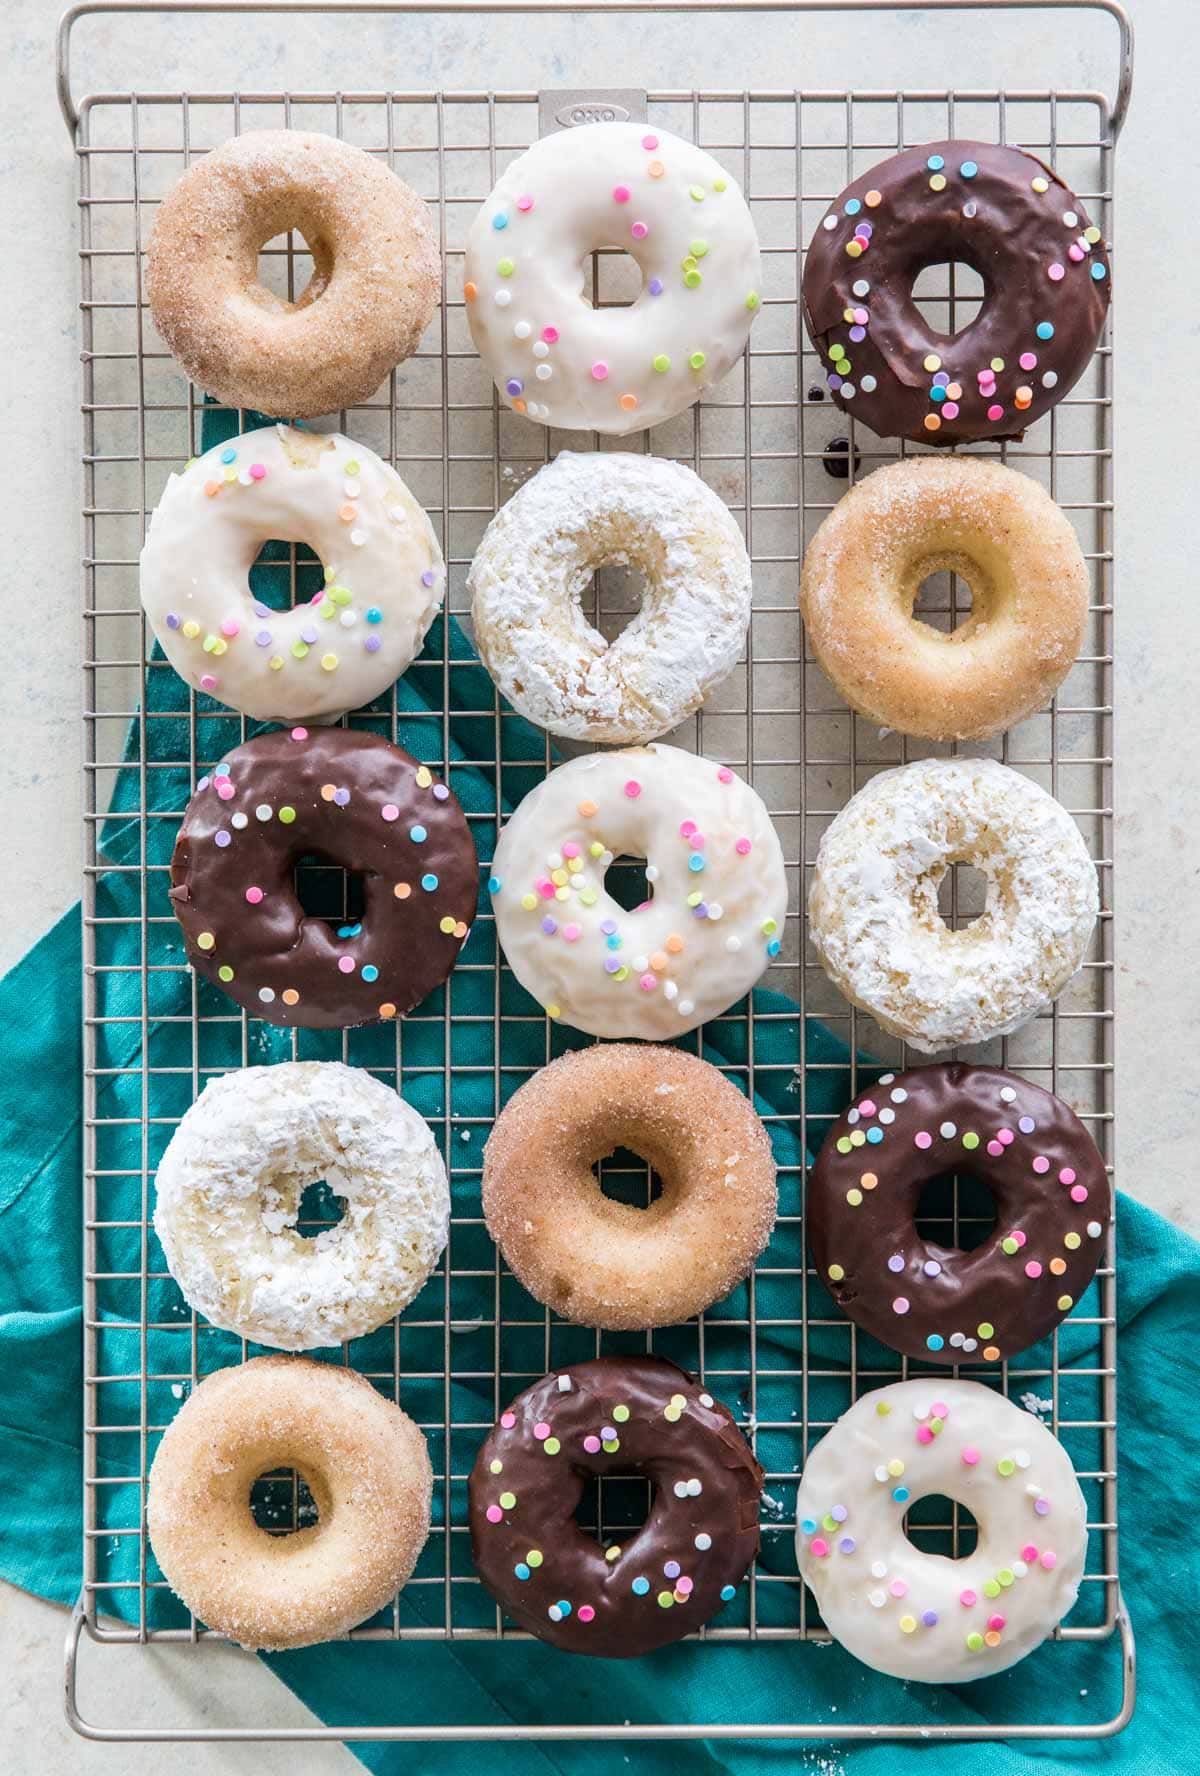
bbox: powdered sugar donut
[488,746,788,1038]
[808,758,1097,1052]
[464,123,761,434]
[468,451,751,743]
[154,1063,449,1350]
[141,425,444,722]
[795,1380,1088,1682]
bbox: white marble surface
[1,0,1197,1764]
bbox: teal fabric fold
[2,400,1197,1766]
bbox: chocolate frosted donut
[802,140,1111,445]
[169,727,477,1027]
[469,1357,762,1655]
[807,1065,1111,1365]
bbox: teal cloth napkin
[2,402,1197,1767]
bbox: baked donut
[483,1044,776,1329]
[808,1065,1110,1364]
[795,1380,1088,1682]
[802,139,1110,446]
[169,726,477,1028]
[147,130,439,417]
[800,458,1088,741]
[141,425,445,723]
[464,123,760,434]
[468,451,751,744]
[808,758,1097,1052]
[147,1356,432,1650]
[469,1357,762,1654]
[154,1063,449,1350]
[488,745,788,1038]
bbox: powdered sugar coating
[469,451,751,743]
[796,1380,1087,1682]
[808,757,1097,1052]
[154,1062,449,1350]
[141,425,444,722]
[147,1355,432,1650]
[147,130,439,418]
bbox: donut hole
[902,1493,979,1559]
[605,854,653,913]
[572,1468,654,1545]
[936,861,989,929]
[588,561,649,644]
[913,1170,996,1254]
[249,1466,320,1537]
[592,1144,666,1210]
[250,538,326,611]
[912,566,976,636]
[293,853,367,927]
[293,1177,345,1239]
[253,227,331,312]
[909,260,985,340]
[583,247,644,310]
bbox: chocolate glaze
[802,140,1111,446]
[468,1356,763,1656]
[169,727,477,1028]
[807,1065,1111,1365]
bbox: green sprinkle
[684,270,702,288]
[689,184,705,201]
[688,350,706,370]
[690,239,709,258]
[746,291,760,310]
[497,257,514,277]
[278,806,296,824]
[652,354,670,373]
[217,964,235,982]
[962,1131,980,1150]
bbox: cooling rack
[58,0,1135,1744]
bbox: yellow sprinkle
[1031,176,1049,193]
[196,932,215,951]
[440,916,457,934]
[828,1263,845,1282]
[545,1003,561,1020]
[320,652,338,672]
[928,173,946,191]
[887,1458,905,1478]
[416,766,433,788]
[846,1188,863,1207]
[182,620,200,640]
[923,353,942,372]
[269,655,284,671]
[489,1459,503,1474]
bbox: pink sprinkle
[562,924,581,943]
[200,674,217,691]
[500,1412,516,1429]
[1070,1184,1088,1203]
[1059,1167,1077,1185]
[517,194,534,212]
[624,779,642,798]
[486,1504,503,1523]
[631,220,649,240]
[216,780,235,801]
[578,1605,596,1622]
[676,1576,694,1595]
[987,1613,1006,1632]
[889,1578,907,1598]
[381,804,399,821]
[931,1402,949,1418]
[959,1588,978,1607]
[735,837,752,855]
[915,1131,933,1150]
[562,842,581,858]
[717,766,734,783]
[338,956,355,974]
[639,972,658,991]
[892,1297,910,1315]
[962,1446,980,1467]
[249,462,267,480]
[853,307,869,325]
[591,361,609,380]
[690,832,706,850]
[976,367,994,383]
[1021,1544,1039,1562]
[998,1128,1015,1146]
[859,1099,877,1118]
[987,403,1005,421]
[1032,1155,1050,1174]
[245,886,264,905]
[1013,1229,1027,1247]
[1025,1260,1043,1278]
[942,402,960,419]
[311,588,325,603]
[1040,1550,1057,1570]
[1048,262,1066,281]
[542,325,559,343]
[917,1424,934,1444]
[1019,352,1038,370]
[533,1422,551,1441]
[613,184,631,203]
[220,619,239,638]
[583,1435,601,1453]
[537,880,556,900]
[680,820,697,837]
[642,133,659,150]
[1068,242,1086,262]
[290,727,308,742]
[987,1140,1004,1157]
[811,1537,830,1557]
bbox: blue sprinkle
[366,606,383,623]
[555,1599,571,1617]
[688,854,706,872]
[766,939,781,958]
[892,1486,910,1503]
[720,1585,737,1602]
[362,964,379,983]
[220,445,237,464]
[214,763,231,777]
[866,1126,884,1145]
[1036,320,1055,341]
[515,1563,531,1581]
[488,876,502,894]
[930,384,946,402]
[632,1577,650,1596]
[801,1517,817,1535]
[926,1333,945,1352]
[926,153,945,171]
[844,197,862,216]
[960,160,978,178]
[606,934,622,950]
[1091,261,1106,280]
[410,825,428,843]
[421,873,439,891]
[492,212,508,230]
[337,923,362,938]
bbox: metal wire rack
[59,0,1134,1745]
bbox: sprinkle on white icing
[469,451,751,743]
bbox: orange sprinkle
[204,479,220,498]
[860,1171,878,1190]
[454,920,469,938]
[1050,1256,1067,1275]
[984,1630,1002,1648]
[923,414,942,432]
[281,988,300,1006]
[983,1345,1001,1362]
[320,783,337,801]
[649,951,668,973]
[1015,385,1033,408]
[665,933,684,954]
[464,280,478,301]
[394,882,411,899]
[378,1001,397,1019]
[648,160,665,179]
[578,799,598,817]
[512,398,528,414]
[946,382,963,400]
[619,393,638,412]
[338,502,357,522]
[864,188,882,207]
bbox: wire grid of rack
[62,0,1134,1744]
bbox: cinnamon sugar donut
[147,131,440,417]
[482,1044,777,1329]
[801,458,1089,741]
[147,1356,432,1650]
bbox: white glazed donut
[463,123,761,434]
[468,451,752,743]
[795,1380,1088,1683]
[808,757,1097,1052]
[488,745,788,1038]
[140,424,444,722]
[154,1062,449,1350]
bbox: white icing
[154,1062,448,1350]
[489,745,787,1038]
[796,1380,1088,1683]
[468,451,751,743]
[808,757,1097,1052]
[140,425,444,722]
[464,123,761,435]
